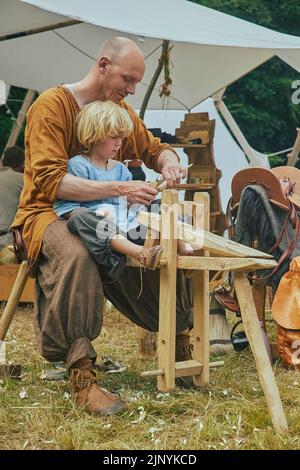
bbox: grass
[0,303,300,450]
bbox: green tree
[190,0,300,161]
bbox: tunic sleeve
[28,115,69,203]
[120,103,179,173]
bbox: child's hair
[75,100,133,152]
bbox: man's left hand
[158,150,187,188]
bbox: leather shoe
[69,367,127,416]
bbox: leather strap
[11,226,28,263]
[214,290,240,314]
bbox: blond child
[54,100,164,283]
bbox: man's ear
[98,56,111,74]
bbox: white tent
[2,0,299,203]
[1,0,300,110]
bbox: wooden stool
[137,189,287,434]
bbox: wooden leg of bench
[252,281,266,326]
[234,272,288,434]
[193,192,210,386]
[157,191,178,392]
[138,227,159,358]
[0,261,29,341]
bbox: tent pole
[139,40,169,120]
[4,89,36,151]
[287,128,300,166]
[0,20,82,42]
[214,96,269,168]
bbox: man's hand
[119,180,158,205]
[158,150,187,188]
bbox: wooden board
[138,211,274,259]
[0,265,35,303]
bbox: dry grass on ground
[0,303,300,450]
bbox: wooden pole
[234,272,288,433]
[214,97,269,168]
[4,89,36,151]
[0,262,28,341]
[0,20,82,42]
[287,128,300,167]
[139,40,169,120]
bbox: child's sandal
[139,245,164,270]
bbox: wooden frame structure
[137,190,288,434]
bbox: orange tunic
[12,86,175,272]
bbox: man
[12,37,193,416]
[0,146,24,249]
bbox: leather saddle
[229,166,300,282]
[231,166,300,214]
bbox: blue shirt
[54,155,145,232]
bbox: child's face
[93,136,122,159]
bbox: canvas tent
[1,0,300,200]
[1,0,300,111]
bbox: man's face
[101,53,145,103]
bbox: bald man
[12,37,193,416]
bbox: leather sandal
[139,245,164,270]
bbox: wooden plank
[138,211,273,259]
[141,360,224,377]
[174,184,214,190]
[193,192,210,386]
[0,264,35,303]
[175,360,202,377]
[234,273,288,434]
[157,190,178,392]
[177,256,277,271]
[183,112,209,122]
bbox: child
[54,100,164,283]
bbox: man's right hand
[119,181,158,205]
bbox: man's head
[1,146,25,171]
[94,37,145,102]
